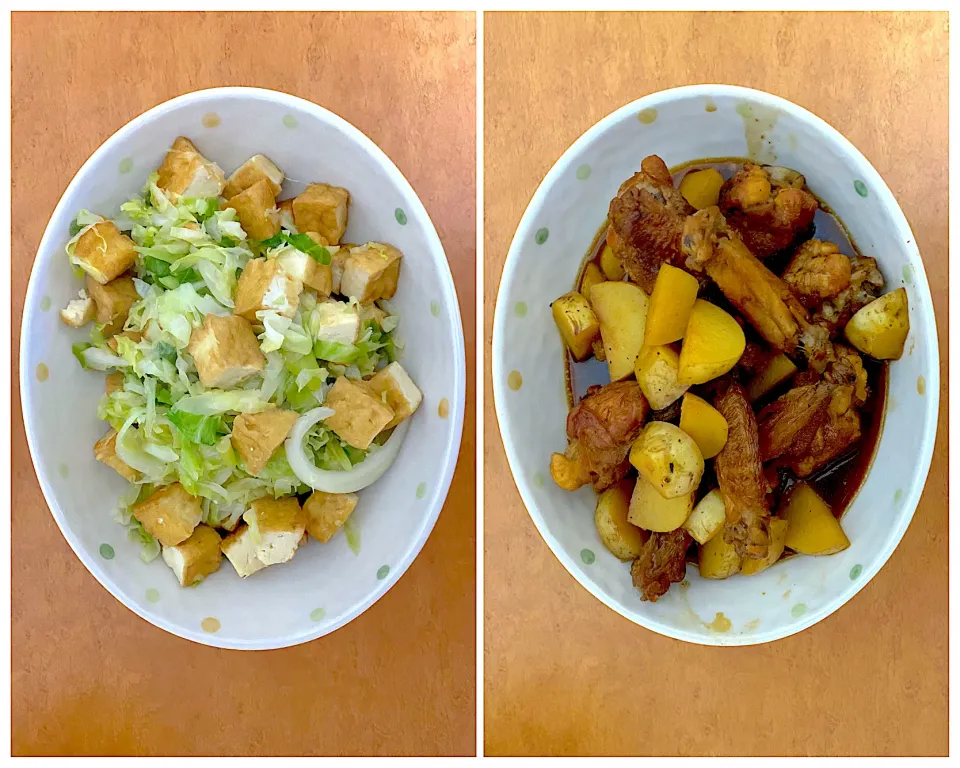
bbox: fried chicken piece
[606,155,696,293]
[757,381,862,477]
[825,344,869,406]
[631,528,692,602]
[719,164,818,259]
[682,207,815,355]
[812,254,885,334]
[566,380,649,491]
[783,239,852,307]
[713,384,771,559]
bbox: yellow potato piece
[782,483,850,555]
[698,526,741,579]
[579,262,605,302]
[635,344,689,410]
[679,168,725,210]
[678,299,746,385]
[590,281,650,381]
[844,287,909,360]
[740,518,789,574]
[596,480,649,559]
[628,473,694,533]
[644,264,700,346]
[678,393,729,459]
[599,244,625,281]
[629,421,704,499]
[551,291,600,361]
[747,354,798,402]
[682,488,726,544]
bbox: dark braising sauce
[565,158,888,523]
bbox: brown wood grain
[11,11,476,757]
[483,11,948,757]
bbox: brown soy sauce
[565,158,888,523]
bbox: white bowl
[493,85,939,646]
[21,87,465,649]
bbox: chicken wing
[812,253,885,334]
[631,528,692,602]
[566,380,649,491]
[606,155,696,293]
[719,164,818,259]
[782,239,852,307]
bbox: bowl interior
[21,89,464,649]
[494,86,938,645]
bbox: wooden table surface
[483,11,948,757]
[12,12,476,757]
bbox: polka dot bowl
[493,85,939,645]
[20,87,465,649]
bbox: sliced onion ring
[285,407,410,493]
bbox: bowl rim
[492,83,940,646]
[20,86,466,650]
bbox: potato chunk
[94,429,141,482]
[740,518,788,574]
[634,344,689,410]
[161,524,222,587]
[85,275,139,336]
[71,221,137,284]
[223,153,285,198]
[781,483,849,555]
[366,362,423,429]
[293,183,350,244]
[678,393,728,460]
[747,354,798,402]
[156,136,225,201]
[246,496,307,566]
[599,244,624,280]
[590,281,650,381]
[629,421,704,499]
[234,258,302,321]
[679,168,724,210]
[678,299,746,385]
[644,264,700,346]
[698,526,741,579]
[595,480,649,560]
[231,408,299,475]
[579,262,605,301]
[628,473,694,533]
[187,314,265,389]
[844,287,909,360]
[225,178,280,242]
[304,491,359,543]
[551,291,600,362]
[340,243,402,303]
[133,483,202,547]
[682,488,727,545]
[323,376,395,450]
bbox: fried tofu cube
[231,408,299,475]
[247,496,307,565]
[313,299,360,345]
[278,198,297,232]
[360,303,388,328]
[304,491,359,543]
[85,275,139,336]
[323,376,395,450]
[292,183,350,244]
[106,330,143,353]
[366,362,423,429]
[94,429,141,482]
[223,154,285,199]
[225,179,280,242]
[60,290,96,328]
[340,243,402,304]
[72,221,137,284]
[275,238,332,296]
[161,524,223,587]
[220,523,267,578]
[133,483,202,547]
[233,258,302,322]
[187,314,266,388]
[156,136,225,201]
[105,372,124,395]
[330,246,348,294]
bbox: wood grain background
[483,11,948,757]
[11,11,476,757]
